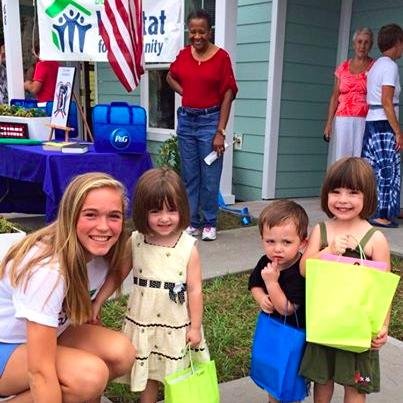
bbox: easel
[48,66,94,143]
[47,92,94,142]
[47,124,75,142]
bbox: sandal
[368,218,399,228]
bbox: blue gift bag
[250,312,309,402]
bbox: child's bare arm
[300,224,321,276]
[251,287,274,313]
[370,231,391,349]
[186,245,203,346]
[90,238,133,323]
[299,224,345,276]
[262,260,297,315]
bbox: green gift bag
[306,258,399,353]
[164,346,219,403]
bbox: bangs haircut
[321,157,377,219]
[132,168,190,234]
[258,199,308,240]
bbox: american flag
[99,0,144,91]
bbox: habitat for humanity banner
[37,0,182,63]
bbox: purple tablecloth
[0,144,153,222]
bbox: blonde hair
[352,27,374,47]
[0,172,128,325]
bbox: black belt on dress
[133,276,187,304]
[179,106,220,115]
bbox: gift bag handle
[186,344,196,375]
[283,302,301,328]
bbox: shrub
[156,135,180,174]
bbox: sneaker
[202,226,216,241]
[186,226,201,236]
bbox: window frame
[141,64,182,142]
[141,0,215,142]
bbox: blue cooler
[92,102,146,153]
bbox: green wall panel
[283,43,338,67]
[280,100,327,120]
[96,63,140,104]
[279,118,325,137]
[237,4,271,25]
[232,184,262,202]
[237,43,270,62]
[276,187,321,198]
[287,3,339,28]
[237,23,271,44]
[285,23,338,48]
[276,154,327,171]
[239,0,269,6]
[234,99,267,118]
[233,152,264,171]
[234,134,265,153]
[276,171,325,189]
[279,136,328,156]
[232,0,272,200]
[233,167,263,189]
[281,82,333,103]
[233,116,266,135]
[283,63,334,85]
[275,0,340,199]
[237,83,268,100]
[236,62,268,81]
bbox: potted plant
[0,104,51,141]
[0,217,26,260]
[157,135,180,174]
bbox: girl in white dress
[93,167,209,403]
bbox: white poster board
[142,0,182,63]
[50,67,76,128]
[37,0,182,63]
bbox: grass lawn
[102,257,402,402]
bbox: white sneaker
[186,226,201,237]
[202,226,216,241]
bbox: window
[145,0,216,137]
[148,69,174,129]
[185,0,216,23]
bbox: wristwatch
[217,128,226,138]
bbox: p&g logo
[110,128,131,150]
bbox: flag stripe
[99,0,144,92]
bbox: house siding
[96,63,141,104]
[275,0,341,198]
[232,0,272,201]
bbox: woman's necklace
[192,44,215,65]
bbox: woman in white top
[0,172,135,402]
[362,24,403,228]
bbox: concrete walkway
[5,197,403,402]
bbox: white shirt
[0,246,108,343]
[366,56,400,121]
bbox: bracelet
[216,128,226,138]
